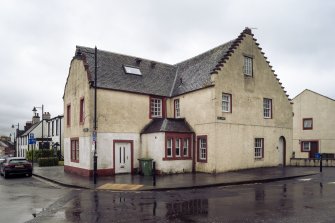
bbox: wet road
[25,168,335,223]
[0,175,69,223]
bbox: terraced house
[63,28,292,176]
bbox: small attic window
[123,65,142,76]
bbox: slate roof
[72,28,290,100]
[141,118,194,134]
[75,37,235,97]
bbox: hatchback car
[0,157,32,178]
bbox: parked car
[0,157,32,178]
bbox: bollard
[320,153,322,173]
[152,161,156,186]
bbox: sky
[1,0,335,137]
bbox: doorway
[278,136,286,166]
[113,141,133,174]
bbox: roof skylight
[124,65,142,75]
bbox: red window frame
[197,135,207,163]
[302,118,313,130]
[149,96,166,119]
[67,104,71,126]
[70,138,79,163]
[80,97,85,124]
[163,133,192,160]
[174,99,180,118]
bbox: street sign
[28,138,36,145]
[315,153,321,159]
[92,131,97,142]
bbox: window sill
[162,157,192,161]
[197,159,207,163]
[71,159,79,163]
[254,158,264,161]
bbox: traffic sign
[29,138,36,145]
[92,131,97,142]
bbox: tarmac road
[25,168,335,223]
[0,175,69,223]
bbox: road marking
[97,183,143,191]
[328,182,335,184]
[298,178,312,182]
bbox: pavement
[31,165,320,191]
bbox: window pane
[183,138,189,156]
[175,139,180,157]
[254,138,263,158]
[151,98,162,117]
[167,138,172,157]
[222,93,231,112]
[244,57,253,76]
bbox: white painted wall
[142,133,192,173]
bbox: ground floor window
[164,133,192,160]
[71,138,79,162]
[254,138,264,159]
[197,135,207,162]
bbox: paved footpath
[32,166,319,191]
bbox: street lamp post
[11,123,19,157]
[32,105,44,149]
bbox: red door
[309,141,319,158]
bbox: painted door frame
[279,136,286,166]
[113,140,134,174]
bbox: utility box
[138,158,153,176]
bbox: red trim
[70,137,79,163]
[64,165,114,177]
[303,118,313,130]
[197,135,208,163]
[79,97,85,125]
[66,103,71,126]
[300,140,319,158]
[113,140,134,174]
[163,133,192,160]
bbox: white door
[115,142,131,174]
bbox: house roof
[293,89,335,102]
[71,28,290,100]
[141,118,194,134]
[21,122,40,137]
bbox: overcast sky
[1,0,335,137]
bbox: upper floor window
[80,98,85,124]
[67,104,71,126]
[243,56,253,76]
[254,138,264,159]
[174,99,180,118]
[263,98,272,119]
[303,118,313,130]
[150,97,162,118]
[222,93,232,113]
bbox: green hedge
[38,157,59,167]
[27,149,63,162]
